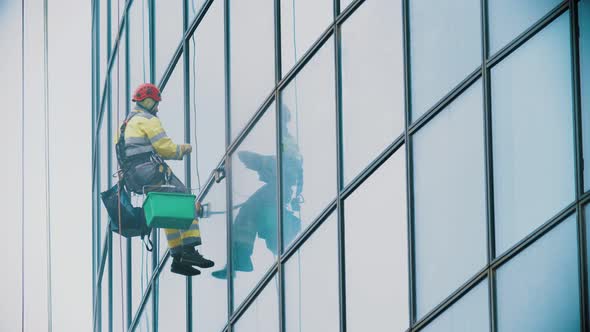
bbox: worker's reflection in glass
[212,107,303,279]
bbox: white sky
[0,0,92,331]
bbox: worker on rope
[117,83,214,277]
[212,106,303,279]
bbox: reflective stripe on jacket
[121,108,184,160]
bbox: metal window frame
[92,0,589,331]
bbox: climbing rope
[43,0,53,330]
[191,0,202,192]
[290,2,303,330]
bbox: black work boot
[171,257,201,276]
[178,245,215,268]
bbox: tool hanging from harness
[100,113,153,250]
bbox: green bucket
[143,192,196,229]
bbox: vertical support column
[224,0,235,321]
[273,0,286,331]
[106,0,114,330]
[183,0,194,330]
[333,1,348,332]
[401,0,416,327]
[125,9,133,329]
[481,0,498,331]
[148,0,159,330]
[95,0,103,330]
[570,1,589,331]
[91,0,98,328]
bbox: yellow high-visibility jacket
[121,108,187,160]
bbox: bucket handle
[141,184,177,196]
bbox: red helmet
[132,83,162,102]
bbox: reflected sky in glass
[496,216,580,331]
[410,0,481,121]
[281,0,332,77]
[230,0,275,140]
[492,13,575,254]
[345,149,408,331]
[341,0,405,185]
[285,214,339,332]
[234,275,280,332]
[421,280,489,332]
[488,0,561,55]
[414,80,487,318]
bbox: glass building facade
[91,0,590,331]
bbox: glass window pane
[155,0,183,81]
[496,215,580,331]
[420,281,489,332]
[157,62,188,259]
[233,275,280,332]
[488,0,561,55]
[344,149,408,331]
[281,39,337,250]
[157,260,187,331]
[129,0,151,89]
[284,214,339,332]
[131,238,152,315]
[580,0,590,192]
[492,13,575,254]
[229,105,277,309]
[189,0,226,193]
[280,0,333,75]
[414,80,487,318]
[230,0,275,140]
[341,0,405,184]
[410,0,481,120]
[193,180,228,332]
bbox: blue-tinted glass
[488,0,561,55]
[580,0,590,192]
[414,81,487,318]
[496,215,580,331]
[344,149,408,331]
[280,0,333,75]
[230,105,277,309]
[410,0,481,120]
[110,233,127,330]
[492,13,575,254]
[341,0,405,184]
[284,214,339,332]
[421,281,489,332]
[193,180,228,332]
[155,0,183,81]
[234,275,280,332]
[230,0,275,140]
[128,0,151,88]
[281,39,337,250]
[189,0,226,193]
[158,260,186,331]
[131,238,152,316]
[157,62,187,259]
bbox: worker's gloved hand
[181,144,192,155]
